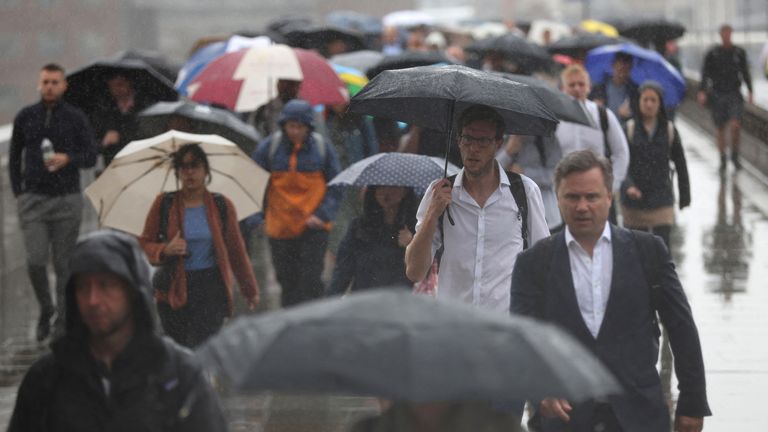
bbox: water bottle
[41,138,54,163]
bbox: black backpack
[435,170,529,271]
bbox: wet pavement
[1,115,767,430]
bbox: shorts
[710,90,744,128]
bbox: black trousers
[157,267,228,348]
[269,228,329,308]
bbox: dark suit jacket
[511,226,710,432]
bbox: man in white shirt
[510,150,710,432]
[556,64,629,220]
[405,105,549,313]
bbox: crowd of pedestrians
[7,12,760,432]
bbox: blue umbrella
[585,43,686,107]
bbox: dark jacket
[511,227,711,432]
[699,45,753,94]
[8,231,227,432]
[9,100,97,197]
[90,92,154,164]
[589,77,640,122]
[621,119,690,210]
[327,217,413,295]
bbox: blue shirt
[606,81,628,118]
[183,206,215,270]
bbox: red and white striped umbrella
[188,44,348,112]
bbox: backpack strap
[626,119,636,143]
[435,170,529,273]
[598,105,612,160]
[211,192,228,233]
[158,191,177,242]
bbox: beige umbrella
[85,129,270,236]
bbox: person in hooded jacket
[620,81,690,248]
[7,230,227,432]
[252,99,342,307]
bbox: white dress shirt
[415,162,550,313]
[555,99,629,192]
[565,223,613,338]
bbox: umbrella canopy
[585,43,686,107]
[188,44,348,112]
[117,49,180,83]
[616,19,686,45]
[65,54,178,115]
[366,51,454,79]
[85,130,270,236]
[547,33,630,58]
[175,35,272,96]
[382,10,435,28]
[350,65,559,137]
[466,33,554,73]
[137,101,262,154]
[496,73,593,127]
[328,153,460,194]
[284,25,366,53]
[331,50,385,75]
[197,290,621,403]
[579,20,619,37]
[331,64,368,97]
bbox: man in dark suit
[511,150,710,432]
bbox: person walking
[253,99,342,307]
[621,81,691,248]
[7,230,227,432]
[140,143,259,347]
[405,104,549,314]
[497,134,564,232]
[511,150,711,432]
[697,24,754,171]
[589,52,640,124]
[9,63,98,342]
[326,186,418,296]
[557,64,630,225]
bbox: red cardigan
[139,190,258,315]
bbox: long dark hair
[634,81,670,139]
[172,143,212,185]
[358,186,418,244]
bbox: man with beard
[8,231,227,432]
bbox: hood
[63,230,160,340]
[278,99,315,129]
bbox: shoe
[36,312,52,342]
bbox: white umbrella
[85,130,270,236]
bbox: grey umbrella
[197,290,621,404]
[137,101,262,154]
[331,50,385,74]
[328,153,460,194]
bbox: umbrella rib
[99,159,170,220]
[208,167,262,204]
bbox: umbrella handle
[444,104,456,226]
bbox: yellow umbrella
[580,20,619,38]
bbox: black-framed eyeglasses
[459,134,498,148]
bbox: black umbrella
[197,290,621,403]
[467,33,553,73]
[616,19,686,46]
[326,10,383,36]
[137,101,262,154]
[350,65,558,138]
[365,51,455,79]
[284,25,366,53]
[116,49,180,83]
[496,73,592,127]
[547,33,630,58]
[65,55,178,115]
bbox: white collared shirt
[555,99,629,192]
[416,162,550,313]
[565,223,613,338]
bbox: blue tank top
[183,206,216,270]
